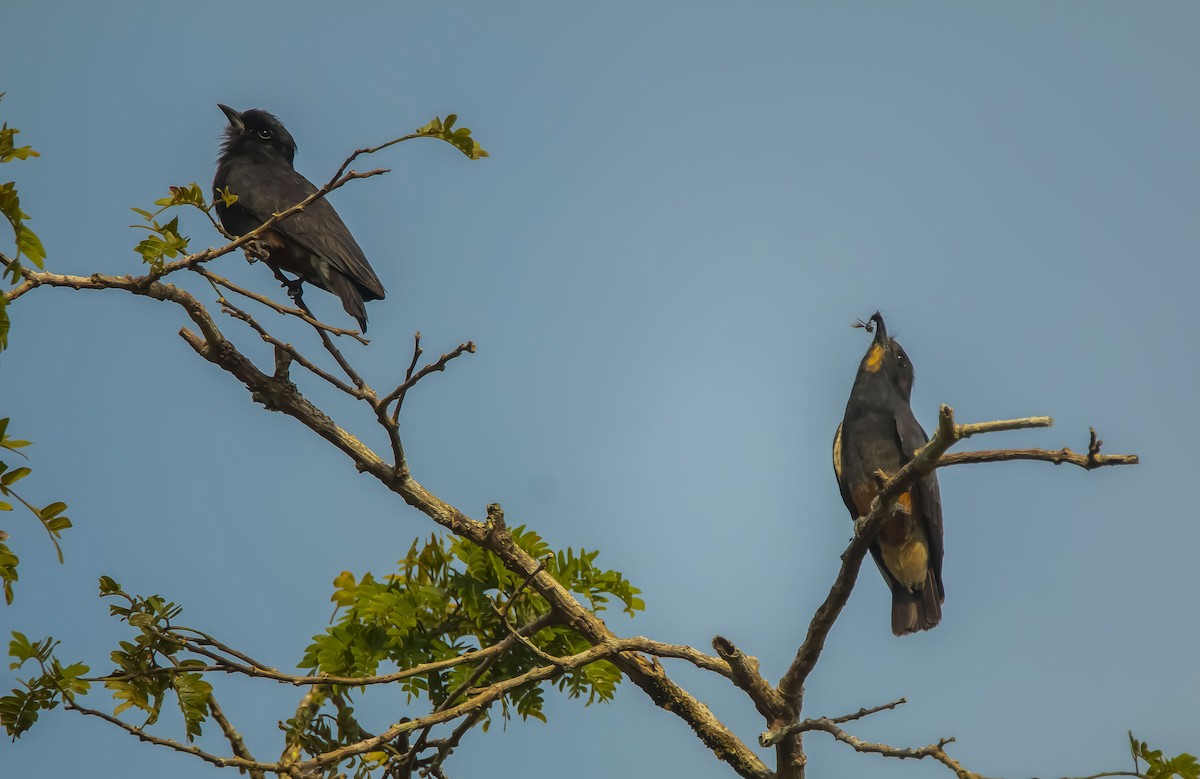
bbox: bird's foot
[242,239,269,264]
[279,277,305,303]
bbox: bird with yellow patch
[833,312,945,635]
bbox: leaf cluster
[1131,732,1200,779]
[128,183,214,270]
[1,578,213,743]
[415,114,489,160]
[0,417,71,604]
[1,94,47,353]
[295,528,642,736]
[1,632,88,739]
[97,577,213,741]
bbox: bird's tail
[327,272,370,332]
[891,567,943,636]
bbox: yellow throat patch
[865,343,885,372]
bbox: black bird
[833,312,945,635]
[213,104,385,331]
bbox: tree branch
[802,720,993,779]
[382,339,477,421]
[207,694,267,779]
[195,267,368,343]
[66,701,283,776]
[712,635,788,722]
[760,697,907,747]
[940,426,1137,469]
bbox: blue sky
[2,2,1197,777]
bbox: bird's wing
[835,420,903,596]
[831,422,858,517]
[894,411,945,598]
[220,161,385,299]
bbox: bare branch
[941,426,1138,470]
[66,701,283,776]
[383,339,477,421]
[761,697,907,747]
[218,297,365,399]
[826,696,908,725]
[280,281,371,392]
[802,720,994,779]
[196,267,369,343]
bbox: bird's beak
[217,104,244,131]
[870,311,888,345]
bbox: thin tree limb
[802,720,993,779]
[383,340,477,421]
[760,697,907,747]
[66,701,284,776]
[208,694,267,779]
[218,297,364,399]
[195,267,368,343]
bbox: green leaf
[152,183,207,210]
[0,688,48,738]
[57,662,91,697]
[17,224,44,268]
[8,631,37,666]
[0,542,16,604]
[1,466,30,487]
[0,124,40,164]
[98,576,121,595]
[172,672,212,742]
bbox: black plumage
[213,104,385,331]
[833,312,945,635]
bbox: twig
[218,298,364,399]
[761,698,908,747]
[276,272,370,393]
[498,551,550,619]
[940,426,1137,470]
[66,701,281,775]
[384,340,477,422]
[802,720,993,779]
[195,267,368,343]
[826,697,908,725]
[417,708,488,779]
[103,620,563,688]
[402,608,558,772]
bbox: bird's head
[218,104,297,166]
[857,311,915,399]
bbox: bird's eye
[257,129,272,140]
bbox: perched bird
[833,312,944,635]
[213,104,385,331]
